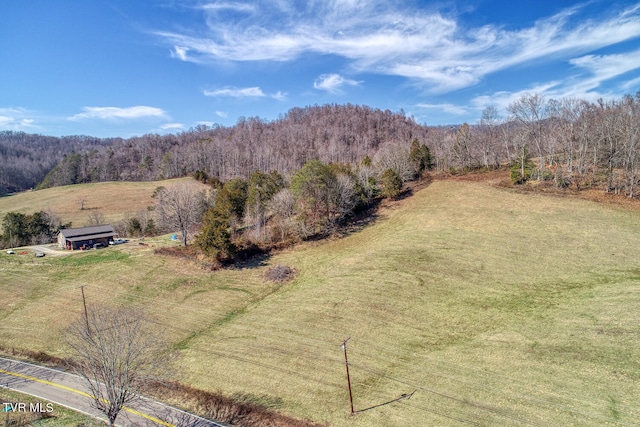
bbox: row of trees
[154,139,432,260]
[429,92,640,197]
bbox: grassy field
[0,177,210,226]
[1,179,639,426]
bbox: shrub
[264,264,296,282]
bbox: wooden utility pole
[80,285,90,333]
[341,337,354,415]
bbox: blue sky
[1,0,640,138]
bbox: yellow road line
[0,368,175,426]
[123,406,175,427]
[0,368,92,398]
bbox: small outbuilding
[58,224,117,250]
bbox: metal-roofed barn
[57,225,117,250]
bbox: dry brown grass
[146,381,326,427]
[0,177,210,226]
[440,167,640,211]
[1,177,640,426]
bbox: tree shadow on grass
[232,246,272,270]
[334,199,382,239]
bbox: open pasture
[0,177,209,226]
[1,179,639,426]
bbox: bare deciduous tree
[155,183,206,246]
[85,210,106,227]
[66,306,169,427]
[508,93,548,179]
[356,163,377,205]
[268,188,298,241]
[373,143,414,182]
[478,106,502,168]
[330,173,357,225]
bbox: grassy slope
[1,179,639,426]
[0,177,209,226]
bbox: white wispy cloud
[155,1,640,93]
[0,116,14,127]
[204,86,285,100]
[622,76,640,91]
[470,48,640,117]
[569,49,640,91]
[313,73,361,94]
[0,108,38,131]
[272,91,287,101]
[172,46,190,61]
[69,106,168,121]
[204,87,265,97]
[471,82,563,113]
[215,111,228,118]
[160,123,184,130]
[199,2,256,13]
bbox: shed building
[58,225,117,250]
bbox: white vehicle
[109,238,128,245]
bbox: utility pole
[79,285,90,333]
[341,337,354,415]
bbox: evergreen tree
[196,208,235,260]
[291,160,337,233]
[380,168,403,199]
[221,178,248,220]
[409,138,432,174]
[247,170,284,213]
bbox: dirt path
[17,244,72,257]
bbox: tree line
[428,92,640,197]
[7,95,640,199]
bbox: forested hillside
[0,132,113,195]
[3,93,640,199]
[37,104,428,189]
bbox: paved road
[0,357,225,427]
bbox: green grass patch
[54,250,130,267]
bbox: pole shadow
[353,390,417,414]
